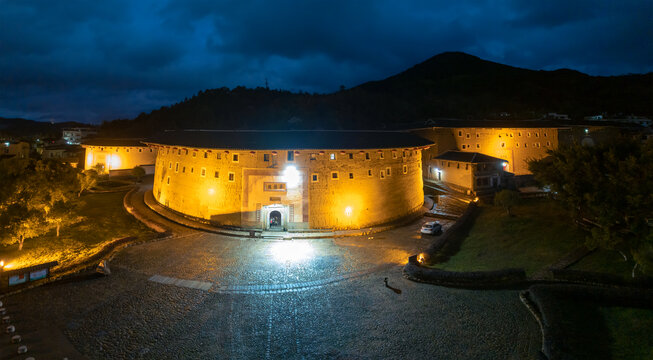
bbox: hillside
[0,117,92,139]
[99,52,652,136]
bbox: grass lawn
[433,198,587,275]
[569,248,642,279]
[601,307,653,360]
[2,190,154,270]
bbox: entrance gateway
[262,204,287,231]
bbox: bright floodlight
[345,206,353,217]
[502,162,508,167]
[271,241,313,263]
[110,155,121,169]
[282,165,300,189]
[208,188,215,195]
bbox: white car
[420,221,442,235]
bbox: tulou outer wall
[150,145,424,230]
[83,145,157,173]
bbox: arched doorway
[269,210,282,231]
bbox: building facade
[145,130,431,230]
[82,139,157,175]
[427,151,507,194]
[63,127,98,145]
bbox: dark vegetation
[0,117,90,139]
[95,52,653,136]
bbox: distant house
[426,151,508,195]
[42,144,84,167]
[62,127,97,145]
[1,141,30,159]
[81,138,157,176]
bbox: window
[228,172,235,182]
[386,167,391,176]
[547,141,551,147]
[368,169,372,177]
[200,167,206,177]
[465,164,469,170]
[331,171,339,180]
[311,173,319,182]
[403,165,408,174]
[192,151,196,157]
[264,154,270,162]
[544,132,548,137]
[150,149,153,152]
[217,153,221,160]
[379,151,384,159]
[392,151,397,159]
[204,152,208,158]
[287,151,294,161]
[185,149,189,155]
[232,153,239,162]
[524,143,528,148]
[264,182,287,191]
[365,152,370,160]
[349,172,354,179]
[166,176,170,185]
[476,144,480,149]
[518,132,522,137]
[182,166,186,173]
[116,148,119,152]
[175,162,179,172]
[458,131,462,136]
[476,133,480,138]
[462,144,466,149]
[535,132,539,138]
[501,142,505,148]
[310,153,317,160]
[348,153,353,159]
[447,162,451,167]
[168,162,172,169]
[527,132,531,137]
[466,133,470,139]
[457,163,460,169]
[139,148,142,152]
[214,171,219,178]
[178,149,181,155]
[380,170,385,179]
[190,167,194,174]
[516,143,520,148]
[329,153,336,160]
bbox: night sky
[2,0,651,123]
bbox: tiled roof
[143,130,433,150]
[82,138,147,147]
[433,151,507,163]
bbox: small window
[457,163,460,169]
[465,164,469,170]
[462,144,466,149]
[524,143,528,148]
[365,153,370,160]
[116,148,119,152]
[379,152,384,159]
[190,167,194,174]
[178,149,181,155]
[348,153,353,159]
[192,151,196,157]
[204,152,208,158]
[331,171,339,180]
[329,153,336,160]
[150,149,153,152]
[368,169,372,177]
[466,133,470,139]
[349,172,354,179]
[182,166,186,173]
[228,172,235,182]
[232,154,239,162]
[175,163,179,172]
[476,144,480,149]
[403,165,408,174]
[217,153,222,160]
[166,176,170,185]
[392,151,397,159]
[501,142,505,148]
[311,173,319,182]
[516,143,520,148]
[214,171,219,178]
[458,131,462,136]
[547,141,551,146]
[544,132,548,137]
[476,133,480,138]
[264,154,270,162]
[310,153,317,160]
[385,167,391,176]
[380,170,385,179]
[287,151,294,161]
[447,162,451,168]
[518,132,522,137]
[168,162,172,169]
[200,167,206,177]
[185,149,189,155]
[535,132,539,138]
[527,132,531,137]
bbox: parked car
[420,221,442,235]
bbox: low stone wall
[550,269,653,289]
[424,202,478,255]
[404,256,528,289]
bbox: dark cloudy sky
[1,0,651,123]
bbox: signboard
[8,273,27,286]
[29,268,48,281]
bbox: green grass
[601,307,653,360]
[2,191,154,270]
[570,248,638,278]
[434,199,587,275]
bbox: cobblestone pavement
[3,218,541,359]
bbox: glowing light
[4,142,9,147]
[3,263,12,270]
[86,153,93,165]
[282,165,301,189]
[270,241,314,263]
[473,197,479,203]
[345,206,353,217]
[0,260,4,268]
[208,188,215,195]
[417,253,426,264]
[584,128,589,134]
[109,154,121,169]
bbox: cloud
[0,0,650,123]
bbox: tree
[46,200,84,237]
[132,166,146,182]
[77,169,98,197]
[529,137,653,273]
[93,163,105,174]
[0,205,47,250]
[494,190,520,216]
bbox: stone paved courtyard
[2,216,541,359]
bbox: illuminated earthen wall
[83,146,157,173]
[151,146,424,230]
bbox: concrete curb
[123,187,169,234]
